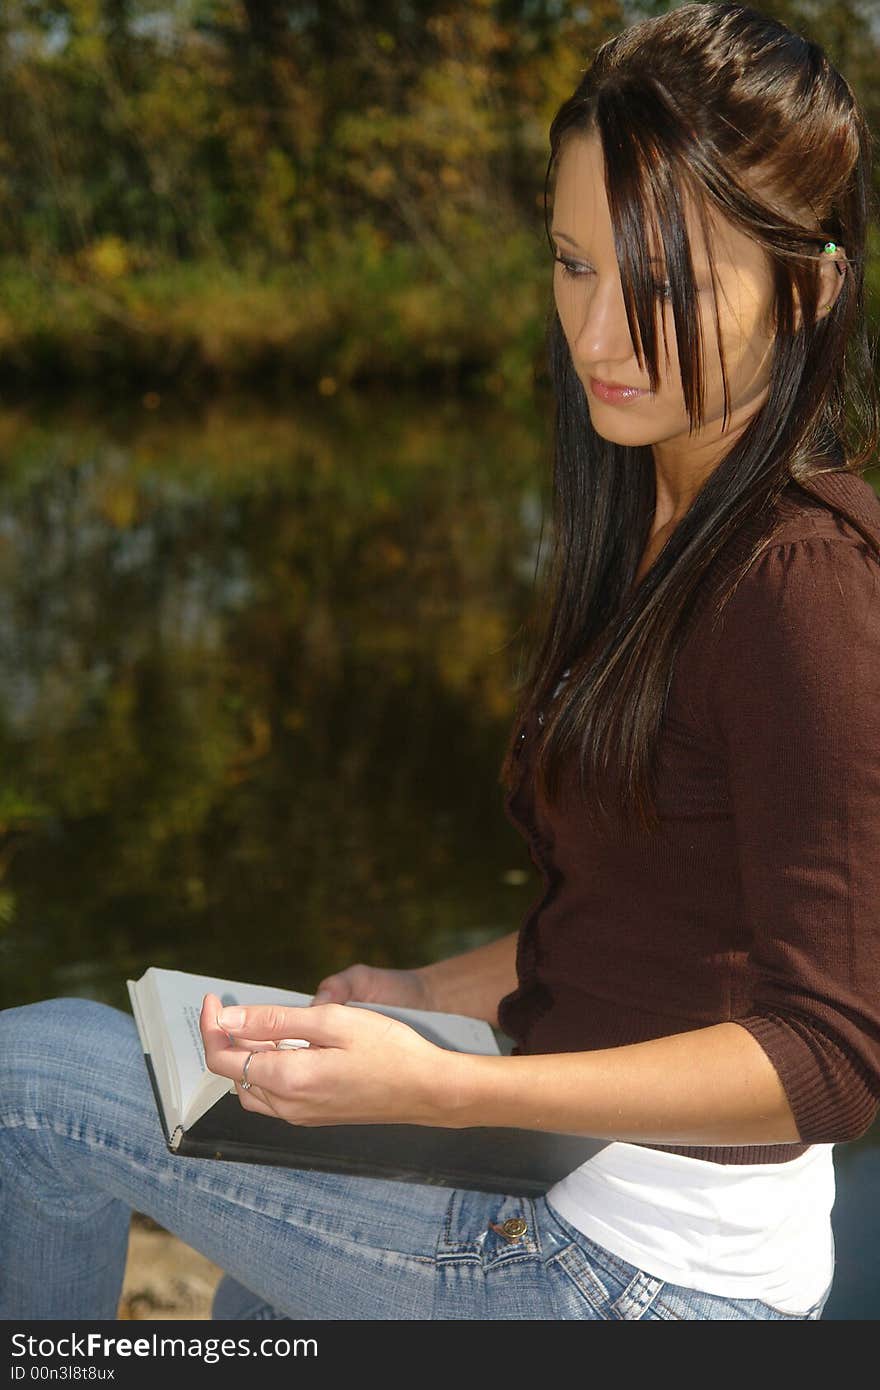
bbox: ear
[794,243,846,329]
[817,243,846,318]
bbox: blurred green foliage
[0,1,875,391]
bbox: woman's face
[550,130,779,473]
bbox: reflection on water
[0,385,548,1010]
[0,385,876,1318]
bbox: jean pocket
[752,1288,832,1321]
[649,1284,831,1321]
[547,1240,615,1318]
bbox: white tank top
[545,1140,835,1314]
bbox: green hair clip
[820,240,845,279]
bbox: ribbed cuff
[734,1013,880,1144]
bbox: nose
[570,277,643,373]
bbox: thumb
[216,1000,355,1047]
[311,973,353,1005]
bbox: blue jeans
[0,998,831,1321]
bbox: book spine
[169,1129,553,1197]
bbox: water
[824,1137,880,1319]
[0,383,876,1317]
[0,384,547,1010]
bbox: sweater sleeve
[705,533,880,1143]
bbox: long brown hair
[499,1,879,837]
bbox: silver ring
[240,1051,256,1091]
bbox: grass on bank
[0,225,551,395]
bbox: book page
[135,967,501,1131]
[146,969,313,1127]
[346,1000,501,1054]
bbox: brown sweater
[497,470,880,1164]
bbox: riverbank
[118,1214,223,1320]
[0,234,545,396]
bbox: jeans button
[489,1217,528,1242]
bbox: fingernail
[217,1008,245,1030]
[312,990,331,1004]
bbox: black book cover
[142,1052,607,1196]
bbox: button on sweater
[497,469,880,1164]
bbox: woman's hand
[311,932,522,1025]
[199,991,465,1128]
[309,963,434,1010]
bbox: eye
[553,252,672,301]
[553,253,593,280]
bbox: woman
[2,3,878,1321]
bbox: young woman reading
[2,2,878,1321]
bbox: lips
[589,376,650,403]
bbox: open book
[127,966,607,1196]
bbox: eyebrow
[551,229,703,270]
